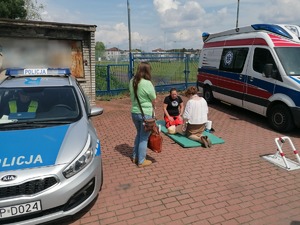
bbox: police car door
[243,47,276,115]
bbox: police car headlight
[63,135,94,178]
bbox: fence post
[107,65,111,92]
[184,53,190,89]
[129,52,134,78]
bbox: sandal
[206,136,212,148]
[200,136,209,148]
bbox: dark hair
[184,86,198,97]
[169,88,177,94]
[133,62,152,96]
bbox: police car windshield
[0,86,81,124]
[275,47,300,76]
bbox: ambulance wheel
[203,85,214,103]
[268,104,295,132]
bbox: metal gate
[96,52,199,96]
[96,64,130,96]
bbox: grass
[95,55,199,95]
[96,90,130,101]
[96,90,188,101]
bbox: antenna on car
[235,0,240,32]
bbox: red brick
[63,95,300,225]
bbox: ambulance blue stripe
[0,125,69,172]
[289,76,300,84]
[202,68,275,93]
[200,68,300,107]
[274,85,300,105]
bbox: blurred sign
[0,38,84,78]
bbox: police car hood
[0,119,90,172]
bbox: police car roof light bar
[5,68,71,77]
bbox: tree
[95,42,105,61]
[0,0,44,20]
[0,0,27,19]
[24,0,44,20]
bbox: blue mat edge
[156,120,225,148]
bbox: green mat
[156,120,225,148]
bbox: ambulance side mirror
[263,63,279,79]
[263,64,273,78]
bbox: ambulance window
[275,47,300,76]
[253,48,277,74]
[220,48,248,73]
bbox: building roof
[0,18,96,32]
[106,47,121,51]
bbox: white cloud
[259,0,300,23]
[153,0,180,13]
[153,0,233,49]
[96,23,128,48]
[156,1,205,29]
[37,0,300,51]
[96,23,153,50]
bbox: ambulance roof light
[5,68,71,77]
[251,24,292,39]
[202,32,210,42]
[284,25,300,38]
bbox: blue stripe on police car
[95,139,101,156]
[0,125,69,172]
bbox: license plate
[0,201,42,219]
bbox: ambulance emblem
[224,51,233,66]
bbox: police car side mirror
[263,64,273,78]
[89,106,103,117]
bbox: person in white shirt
[177,86,212,148]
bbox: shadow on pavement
[291,221,300,225]
[209,100,300,138]
[114,143,157,163]
[114,143,132,159]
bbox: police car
[0,68,103,224]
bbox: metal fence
[96,52,199,96]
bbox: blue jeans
[131,113,152,164]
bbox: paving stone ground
[60,93,300,225]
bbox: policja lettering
[1,155,43,167]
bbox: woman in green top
[129,62,156,168]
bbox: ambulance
[197,24,300,132]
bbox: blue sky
[37,0,300,51]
